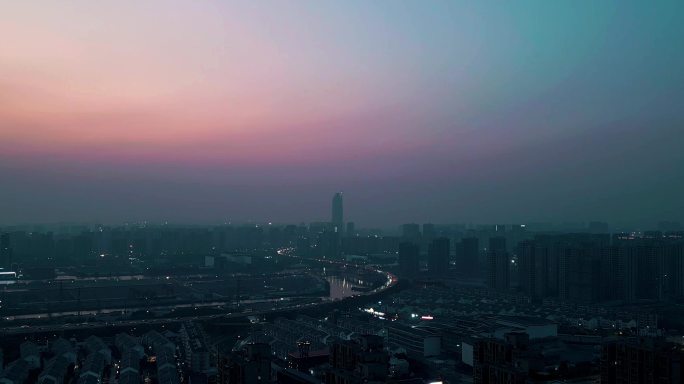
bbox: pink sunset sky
[1,1,683,227]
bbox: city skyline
[2,3,684,384]
[0,195,679,232]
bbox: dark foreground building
[601,337,684,384]
[325,335,389,384]
[218,343,271,384]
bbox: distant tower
[332,192,344,233]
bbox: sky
[1,1,683,228]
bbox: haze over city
[3,3,684,384]
[2,1,683,227]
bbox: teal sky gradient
[1,1,683,227]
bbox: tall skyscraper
[428,237,450,276]
[331,192,344,233]
[458,237,479,275]
[487,237,509,292]
[489,237,506,253]
[399,242,420,278]
[487,249,509,291]
[559,247,605,303]
[517,240,536,298]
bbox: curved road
[0,255,397,336]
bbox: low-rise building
[386,324,441,358]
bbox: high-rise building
[601,337,684,384]
[518,240,549,299]
[637,245,667,301]
[667,243,684,299]
[331,192,344,234]
[488,237,506,253]
[559,247,605,303]
[604,246,627,301]
[401,223,421,242]
[398,242,420,278]
[517,240,534,297]
[422,223,436,242]
[487,250,509,292]
[614,243,669,303]
[487,249,509,292]
[458,237,479,275]
[427,237,450,276]
[318,230,340,259]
